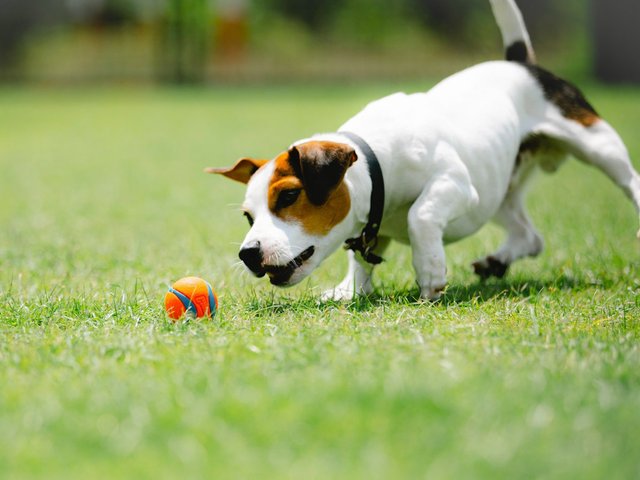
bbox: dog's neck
[338,131,385,264]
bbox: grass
[1,80,640,479]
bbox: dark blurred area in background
[0,0,637,84]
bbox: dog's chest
[378,205,412,244]
[376,200,486,246]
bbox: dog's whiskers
[231,260,248,273]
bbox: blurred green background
[1,0,638,85]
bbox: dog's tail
[489,0,536,64]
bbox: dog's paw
[320,282,374,302]
[320,287,358,302]
[472,256,509,280]
[419,284,446,302]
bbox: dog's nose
[239,241,265,277]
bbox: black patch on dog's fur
[506,40,529,63]
[525,65,600,126]
[473,256,509,280]
[516,134,549,167]
[518,134,547,156]
[288,144,355,206]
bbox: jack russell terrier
[207,0,640,301]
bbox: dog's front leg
[408,213,448,301]
[321,250,373,301]
[321,237,389,301]
[408,154,479,301]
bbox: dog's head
[207,141,358,286]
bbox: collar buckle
[343,232,383,264]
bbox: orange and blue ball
[164,276,218,321]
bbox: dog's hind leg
[473,153,546,279]
[541,117,640,238]
[321,237,390,302]
[525,65,640,236]
[473,191,544,279]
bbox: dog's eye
[276,189,301,210]
[243,211,254,226]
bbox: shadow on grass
[242,273,601,315]
[436,274,587,306]
[369,273,590,308]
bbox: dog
[207,0,640,301]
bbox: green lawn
[1,82,639,479]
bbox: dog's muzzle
[239,240,266,277]
[239,243,315,286]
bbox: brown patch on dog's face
[267,142,356,235]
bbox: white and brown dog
[208,0,640,301]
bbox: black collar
[339,131,385,265]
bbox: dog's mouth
[263,246,315,286]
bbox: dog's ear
[204,158,268,184]
[288,142,357,205]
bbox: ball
[164,276,218,321]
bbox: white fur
[237,1,640,300]
[489,0,536,63]
[240,60,640,300]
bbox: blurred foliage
[245,0,590,81]
[0,0,65,67]
[160,0,210,83]
[252,0,588,47]
[1,0,591,83]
